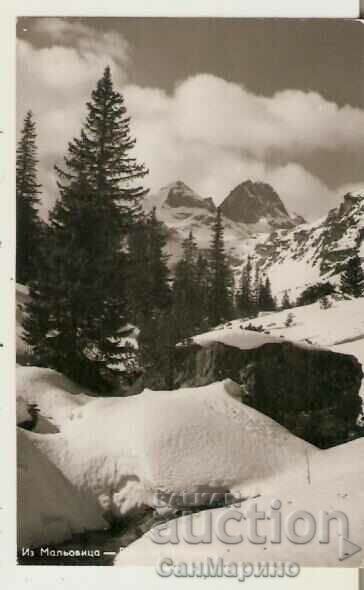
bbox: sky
[17,17,364,220]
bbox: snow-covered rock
[18,428,106,548]
[30,380,314,520]
[115,437,364,568]
[172,325,363,448]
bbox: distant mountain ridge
[144,179,303,262]
[246,190,364,300]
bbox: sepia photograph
[15,16,364,571]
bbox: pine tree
[173,231,200,338]
[259,276,276,311]
[208,208,234,326]
[195,251,211,331]
[281,290,291,309]
[23,67,148,392]
[146,207,171,312]
[129,207,172,376]
[16,110,42,285]
[237,255,255,317]
[127,207,171,326]
[340,253,364,298]
[253,263,261,311]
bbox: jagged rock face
[249,191,364,298]
[220,180,297,228]
[164,181,216,212]
[143,340,363,449]
[144,181,251,263]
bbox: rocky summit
[220,179,300,229]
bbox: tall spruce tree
[195,251,211,331]
[16,111,42,285]
[281,290,291,310]
[127,207,170,326]
[237,255,255,317]
[208,208,234,326]
[23,67,148,391]
[340,252,364,298]
[146,207,171,312]
[259,276,276,311]
[173,230,200,338]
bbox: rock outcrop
[144,336,363,449]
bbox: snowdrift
[115,437,364,567]
[17,366,95,430]
[17,428,106,548]
[30,379,314,519]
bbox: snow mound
[17,366,95,429]
[115,437,364,568]
[31,380,314,519]
[17,428,106,548]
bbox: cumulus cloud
[17,22,364,220]
[17,19,130,215]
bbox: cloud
[17,19,131,215]
[124,77,364,219]
[17,23,364,220]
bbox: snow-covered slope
[238,296,364,348]
[246,191,364,300]
[29,379,314,520]
[115,437,364,567]
[18,428,106,548]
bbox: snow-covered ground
[201,297,364,349]
[17,366,95,430]
[16,295,364,560]
[115,437,364,567]
[18,428,106,548]
[24,376,314,522]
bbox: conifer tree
[173,231,200,337]
[237,255,255,317]
[23,67,148,391]
[146,207,171,312]
[340,252,364,298]
[208,208,234,326]
[259,276,276,311]
[195,251,211,331]
[281,290,291,310]
[16,110,42,285]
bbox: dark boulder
[145,338,363,449]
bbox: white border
[0,1,360,588]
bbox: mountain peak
[147,181,216,213]
[220,180,299,228]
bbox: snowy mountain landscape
[143,179,303,263]
[248,190,364,300]
[15,16,364,573]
